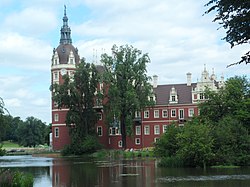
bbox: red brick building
[51,8,224,150]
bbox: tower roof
[60,5,72,45]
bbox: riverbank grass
[210,165,240,169]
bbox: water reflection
[0,155,250,187]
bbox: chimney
[153,75,158,88]
[186,72,192,86]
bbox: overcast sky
[0,0,249,124]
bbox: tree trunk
[121,113,127,150]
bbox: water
[0,155,249,187]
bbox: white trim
[162,110,168,118]
[54,127,59,138]
[51,64,76,70]
[118,140,123,148]
[144,125,150,135]
[52,123,67,127]
[97,126,103,136]
[135,126,141,135]
[163,125,168,133]
[178,109,184,119]
[143,120,178,123]
[144,110,149,118]
[52,108,69,112]
[171,109,176,117]
[135,138,140,145]
[154,110,159,118]
[154,125,160,135]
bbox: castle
[51,8,224,150]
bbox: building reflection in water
[52,158,157,187]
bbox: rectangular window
[154,125,160,135]
[144,125,150,135]
[118,140,122,148]
[135,126,141,135]
[154,137,160,143]
[189,108,194,117]
[171,109,176,117]
[172,95,176,101]
[154,110,159,118]
[54,113,59,122]
[135,138,140,145]
[163,125,168,133]
[162,110,168,118]
[135,111,141,118]
[200,93,204,100]
[144,110,149,118]
[55,127,59,138]
[97,126,102,136]
[97,113,102,120]
[53,72,59,81]
[179,109,184,119]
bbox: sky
[0,0,249,124]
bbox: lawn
[1,141,22,149]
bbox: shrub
[0,144,6,156]
[61,135,103,156]
[0,169,33,187]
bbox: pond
[0,155,249,187]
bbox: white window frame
[118,140,122,148]
[163,125,168,133]
[162,110,168,118]
[97,126,102,136]
[144,125,150,135]
[135,126,141,135]
[135,111,141,118]
[189,108,194,117]
[144,110,149,118]
[154,137,160,143]
[54,113,59,122]
[179,109,184,119]
[135,138,140,145]
[154,125,160,135]
[154,110,159,118]
[171,109,176,117]
[55,127,59,138]
[53,71,59,81]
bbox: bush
[61,135,103,156]
[0,144,6,156]
[0,169,33,187]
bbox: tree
[200,76,250,127]
[177,118,214,168]
[17,117,46,147]
[154,124,180,157]
[0,97,8,142]
[205,0,250,65]
[101,45,154,149]
[52,59,99,146]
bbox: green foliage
[0,144,6,156]
[0,97,8,142]
[101,44,154,149]
[176,119,214,168]
[61,135,102,156]
[17,117,47,147]
[158,156,184,168]
[52,59,99,145]
[205,0,250,65]
[154,124,180,157]
[0,169,33,187]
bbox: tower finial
[60,5,72,44]
[64,5,66,16]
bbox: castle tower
[51,6,80,150]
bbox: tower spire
[60,5,72,44]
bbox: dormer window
[68,51,75,64]
[169,86,178,104]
